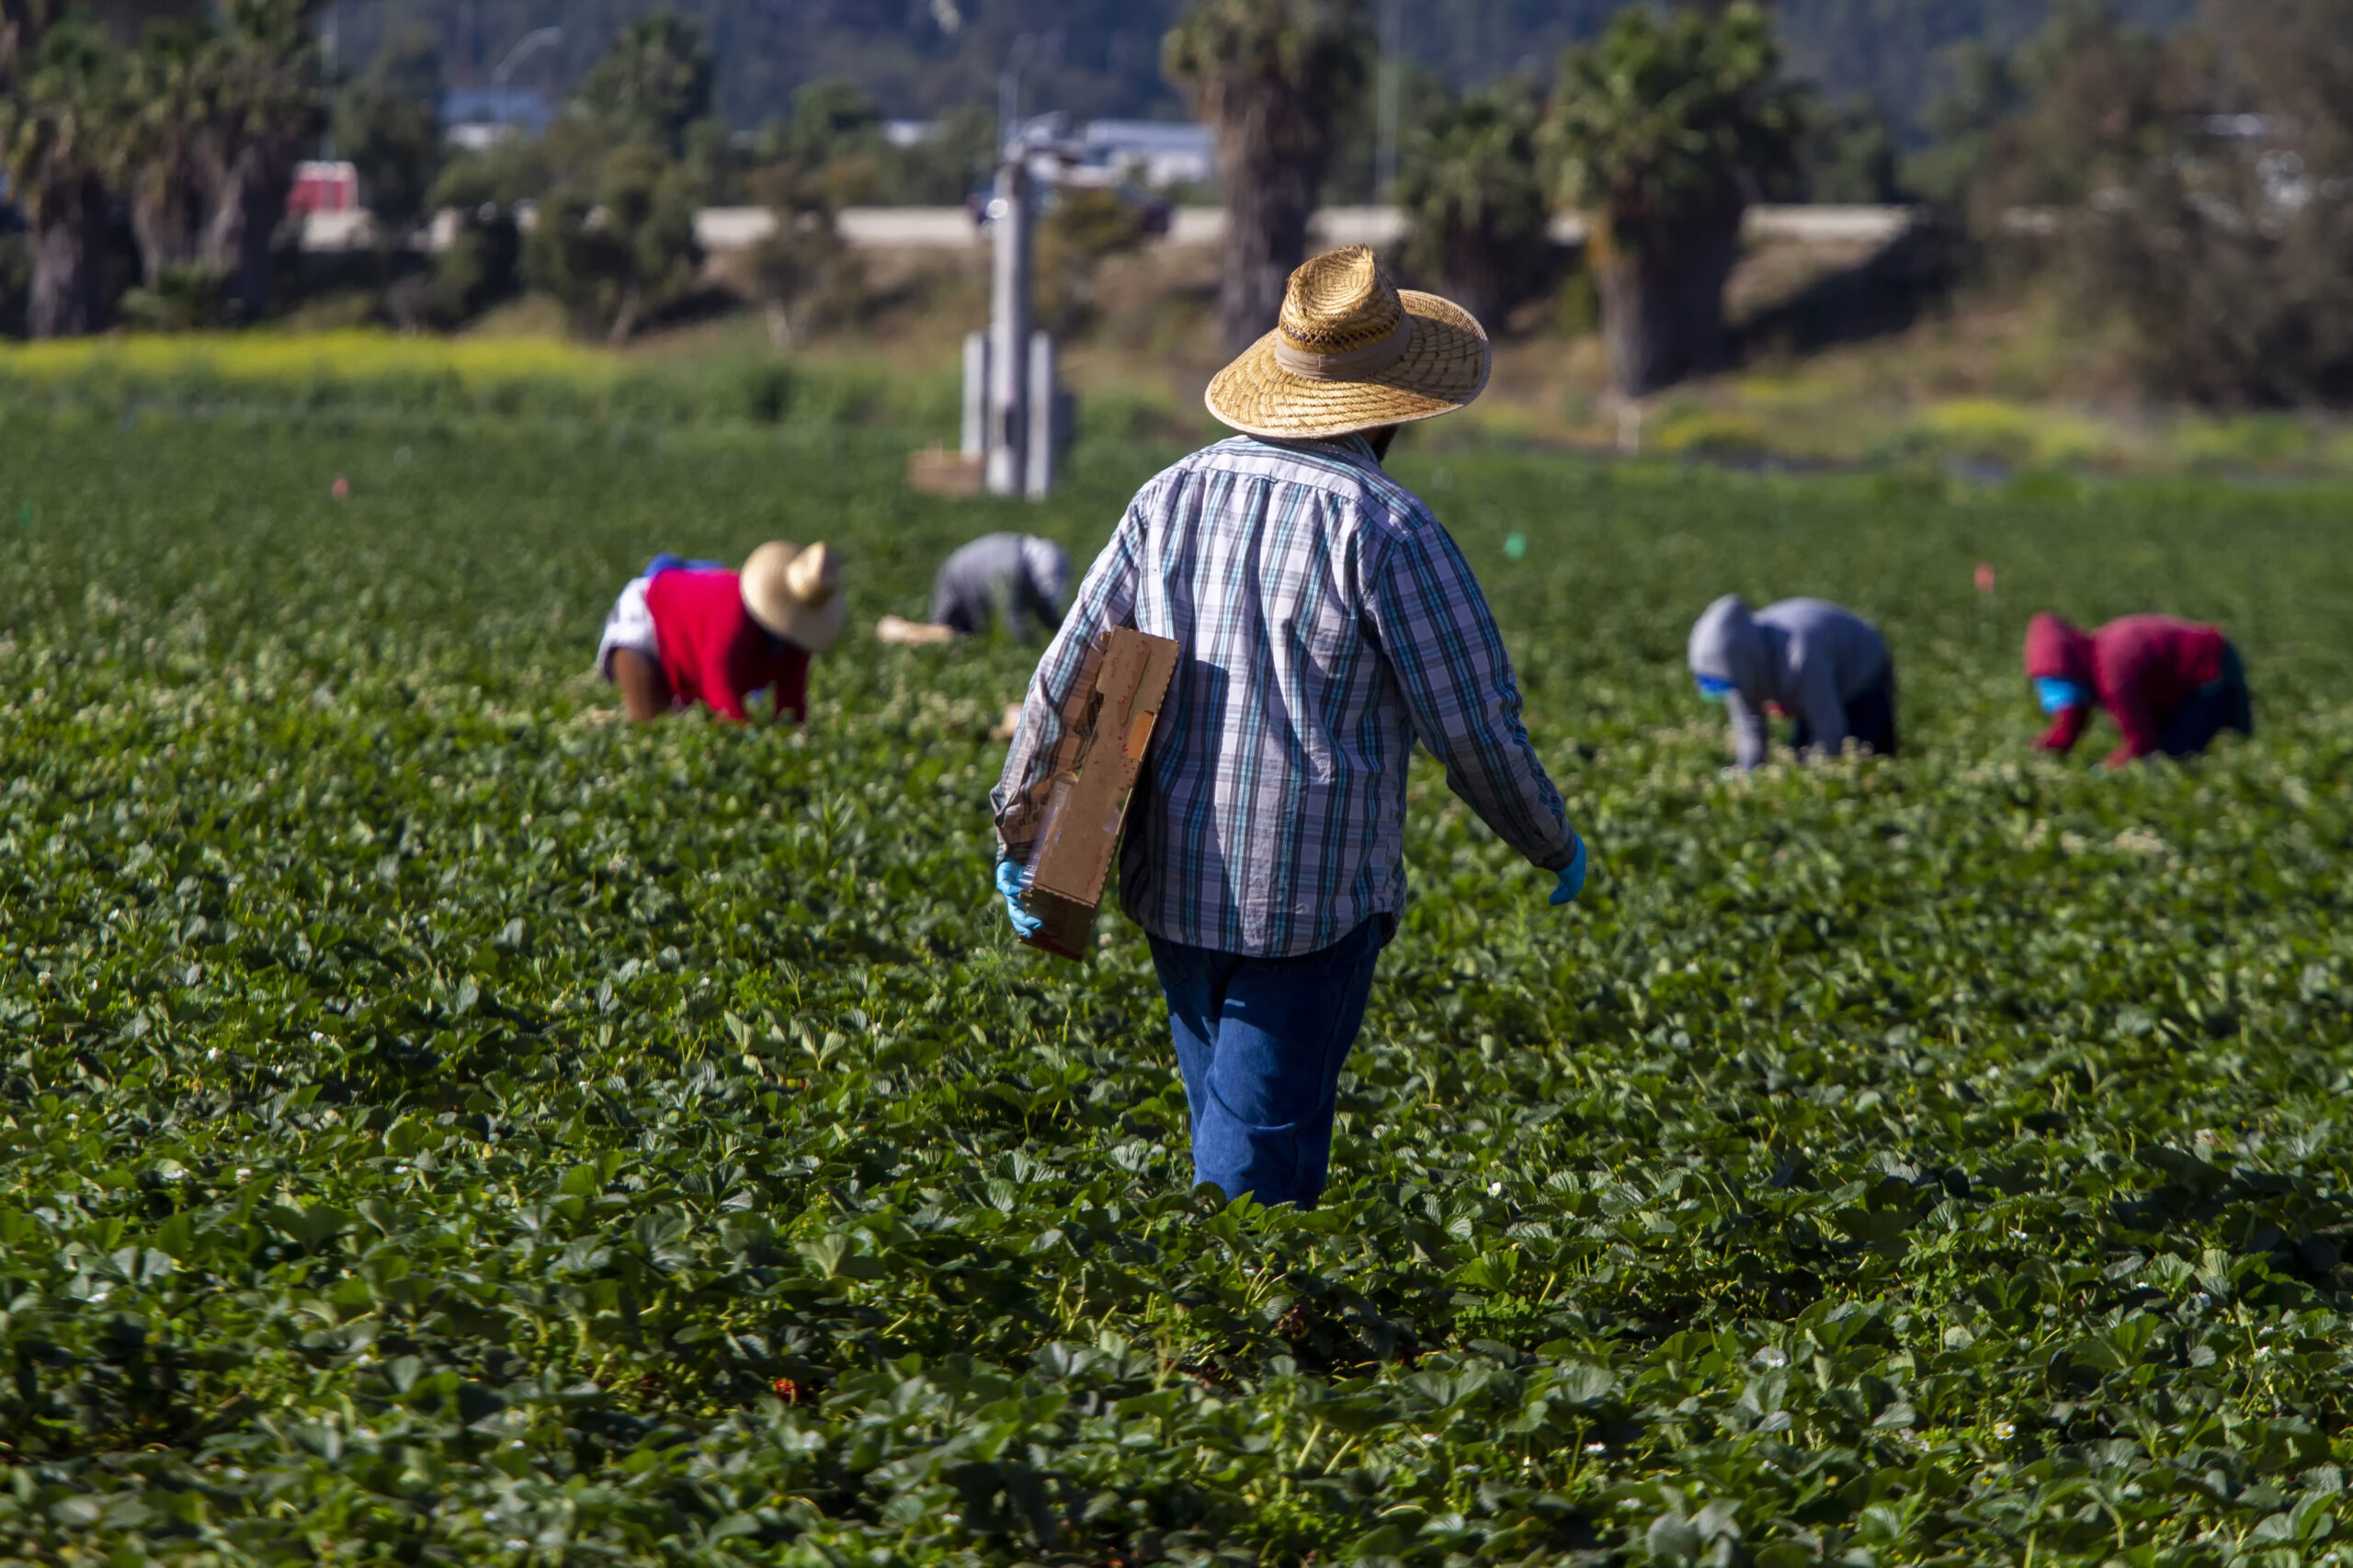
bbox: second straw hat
[742,540,847,653]
[1205,246,1490,440]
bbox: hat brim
[747,592,847,654]
[742,545,849,654]
[1204,290,1492,440]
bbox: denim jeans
[1148,917,1385,1210]
[2157,641,2253,758]
[1790,661,1900,758]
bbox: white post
[1025,329,1057,499]
[984,154,1034,498]
[961,331,989,459]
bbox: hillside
[334,0,2195,130]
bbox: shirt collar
[1247,432,1378,462]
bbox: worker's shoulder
[1141,436,1437,535]
[1759,597,1882,634]
[947,530,1022,561]
[2101,611,2212,638]
[645,565,738,608]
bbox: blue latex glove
[995,858,1043,940]
[2035,676,2092,714]
[1695,675,1736,704]
[1549,835,1589,907]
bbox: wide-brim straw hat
[1205,246,1490,440]
[741,540,847,653]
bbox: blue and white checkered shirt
[993,434,1576,959]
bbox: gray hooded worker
[1688,595,1898,770]
[931,533,1071,642]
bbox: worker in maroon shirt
[595,542,846,722]
[2025,611,2252,767]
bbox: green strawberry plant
[0,396,2350,1565]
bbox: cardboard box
[906,449,985,497]
[1018,627,1180,960]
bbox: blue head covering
[2035,676,2091,714]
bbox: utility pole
[494,27,563,85]
[983,33,1040,498]
[984,145,1035,497]
[320,1,339,159]
[1374,0,1403,202]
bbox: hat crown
[786,541,839,605]
[1279,247,1407,358]
[1203,245,1490,440]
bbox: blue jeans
[1149,918,1385,1210]
[2157,642,2253,758]
[1790,661,1900,758]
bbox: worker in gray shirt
[1688,594,1898,769]
[878,533,1072,647]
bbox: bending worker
[2025,611,2252,766]
[596,543,846,722]
[992,247,1587,1212]
[1688,594,1897,769]
[877,533,1070,646]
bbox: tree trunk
[133,156,207,289]
[1593,203,1745,398]
[608,284,642,347]
[202,142,294,322]
[28,173,110,338]
[1444,218,1509,329]
[1215,112,1322,355]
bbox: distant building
[290,161,358,215]
[1077,121,1215,188]
[884,120,935,148]
[996,115,1215,193]
[443,86,556,151]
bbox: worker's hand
[1549,835,1589,907]
[995,859,1044,940]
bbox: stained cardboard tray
[1018,626,1179,961]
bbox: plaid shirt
[993,434,1575,958]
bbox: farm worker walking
[877,533,1072,646]
[596,542,847,722]
[2025,612,2252,766]
[991,247,1587,1211]
[1688,595,1898,770]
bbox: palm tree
[197,0,323,322]
[579,13,713,153]
[1165,0,1372,355]
[1397,79,1552,329]
[122,19,213,290]
[1541,2,1803,397]
[0,11,122,336]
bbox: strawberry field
[5,393,2353,1567]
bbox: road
[691,204,1916,256]
[307,203,1915,257]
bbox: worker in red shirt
[2025,612,2252,767]
[596,541,846,722]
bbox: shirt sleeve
[1365,516,1575,873]
[2036,704,2090,754]
[705,634,754,723]
[769,650,809,723]
[1790,645,1848,760]
[1725,691,1771,771]
[991,513,1142,862]
[1014,565,1063,642]
[2099,659,2162,765]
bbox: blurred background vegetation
[6,0,2353,466]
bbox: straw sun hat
[741,540,847,653]
[1205,247,1491,440]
